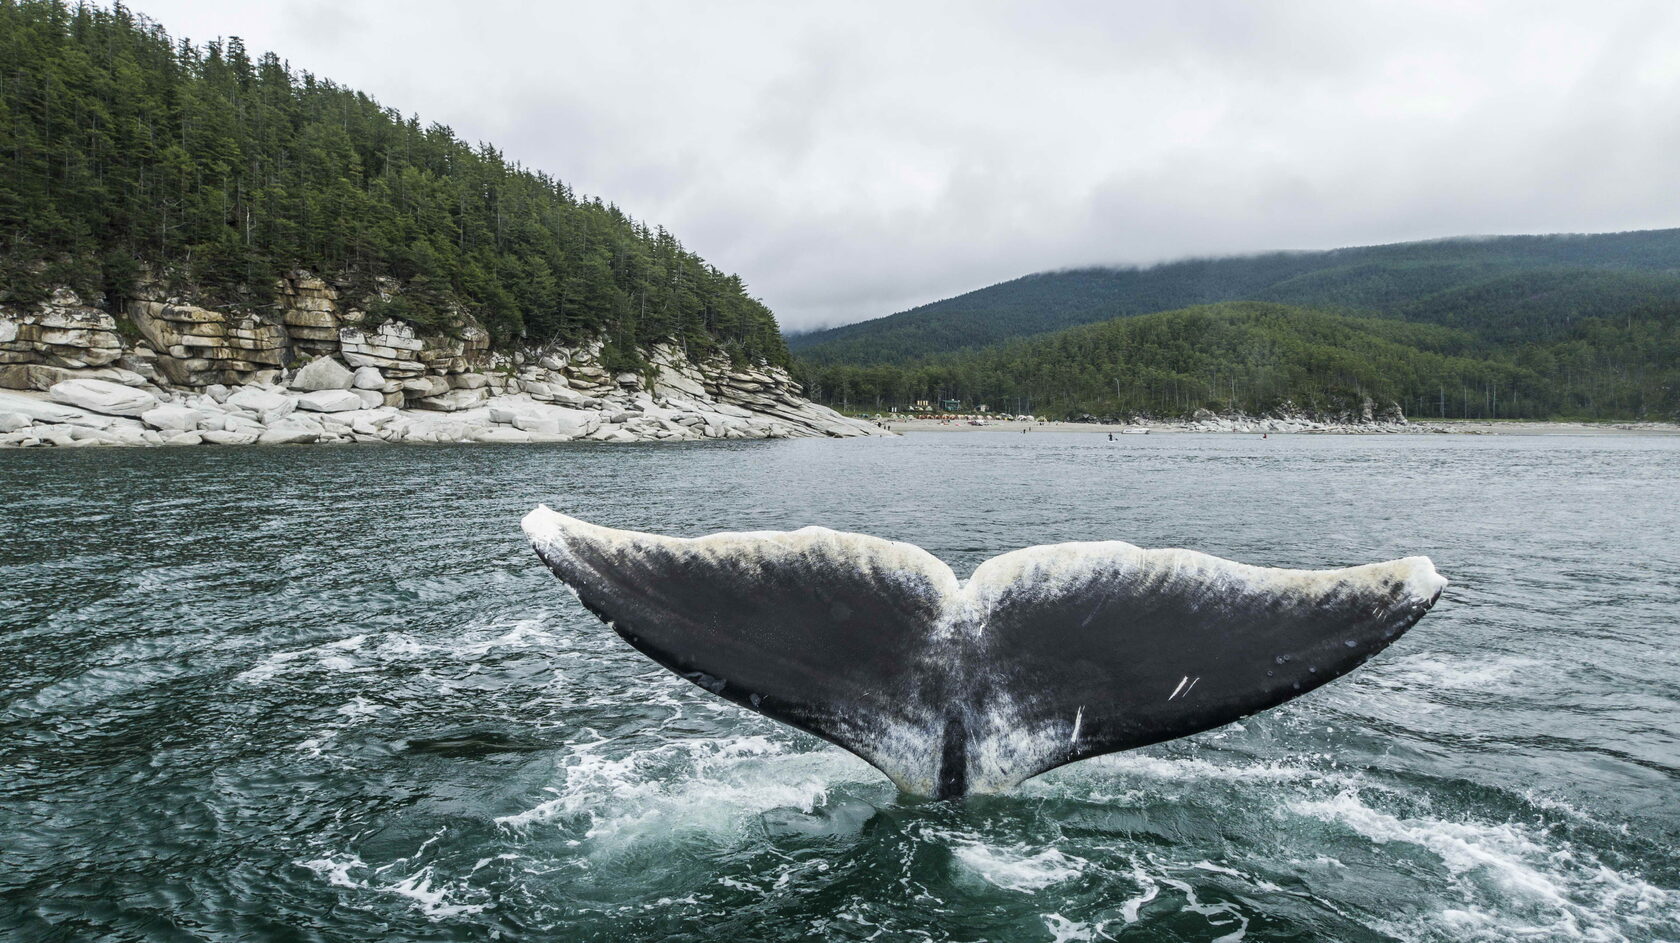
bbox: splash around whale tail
[522,506,1448,798]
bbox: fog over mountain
[131,0,1680,330]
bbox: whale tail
[522,506,1447,798]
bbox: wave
[1289,789,1678,942]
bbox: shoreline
[0,380,884,449]
[2,284,887,449]
[877,418,1680,436]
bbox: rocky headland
[0,277,882,448]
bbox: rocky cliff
[0,275,883,447]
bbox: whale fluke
[522,506,1447,798]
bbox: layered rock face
[0,276,882,447]
[130,301,289,387]
[0,288,125,382]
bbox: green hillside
[794,302,1680,421]
[0,0,788,366]
[789,230,1680,367]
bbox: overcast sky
[130,0,1680,331]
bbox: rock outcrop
[0,276,884,448]
[1170,398,1416,434]
[0,289,126,388]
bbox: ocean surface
[2,432,1677,942]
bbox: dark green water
[2,433,1677,942]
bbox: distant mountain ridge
[789,228,1680,365]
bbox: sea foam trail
[1290,790,1679,942]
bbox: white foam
[297,855,488,920]
[335,696,384,720]
[236,633,370,683]
[952,842,1085,892]
[299,853,365,888]
[1360,652,1541,693]
[1027,751,1338,795]
[383,867,487,919]
[236,619,559,685]
[1291,789,1678,942]
[495,733,877,861]
[1158,874,1250,942]
[295,732,334,756]
[1117,870,1159,924]
[1041,913,1095,942]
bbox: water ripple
[1,434,1676,941]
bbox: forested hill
[795,301,1680,421]
[789,229,1680,366]
[0,0,788,366]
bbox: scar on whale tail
[522,506,1448,799]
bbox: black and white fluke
[524,507,1448,799]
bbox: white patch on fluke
[522,506,1448,625]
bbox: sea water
[1,433,1676,941]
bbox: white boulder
[549,386,595,407]
[256,418,321,444]
[653,364,707,398]
[256,428,317,445]
[70,422,149,446]
[474,427,532,443]
[0,391,89,425]
[140,405,205,433]
[49,379,158,417]
[512,415,561,435]
[294,389,363,413]
[546,407,601,438]
[0,412,30,433]
[413,388,488,412]
[226,388,295,423]
[289,356,355,391]
[352,366,385,390]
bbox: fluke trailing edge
[522,507,1448,798]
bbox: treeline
[794,303,1680,421]
[0,0,788,365]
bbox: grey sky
[131,0,1680,331]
